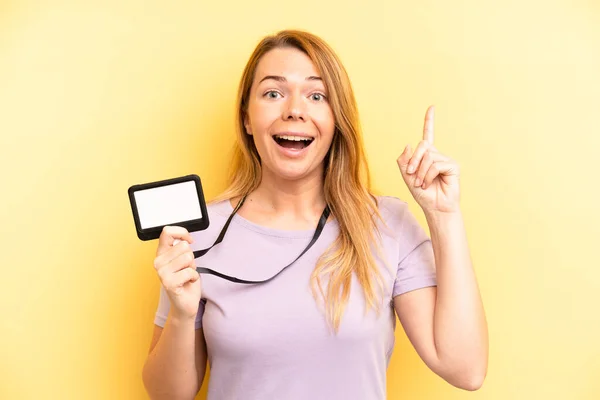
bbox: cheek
[313,107,336,142]
[248,102,280,133]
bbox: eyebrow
[258,75,322,84]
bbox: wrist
[424,209,464,227]
[425,210,464,235]
[168,311,197,327]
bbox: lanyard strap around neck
[193,195,331,284]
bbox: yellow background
[1,1,599,399]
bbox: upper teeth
[274,135,313,141]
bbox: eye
[264,90,282,99]
[310,93,327,102]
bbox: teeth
[274,135,313,142]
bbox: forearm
[142,314,199,400]
[425,210,488,387]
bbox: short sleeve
[388,200,438,297]
[154,284,205,330]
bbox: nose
[283,93,307,121]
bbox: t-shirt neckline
[216,198,338,239]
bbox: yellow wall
[1,1,599,399]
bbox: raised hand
[396,105,461,214]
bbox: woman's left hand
[396,105,461,214]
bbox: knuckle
[157,268,168,284]
[162,278,174,291]
[192,268,200,281]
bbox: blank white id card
[128,174,209,240]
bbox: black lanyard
[192,195,331,284]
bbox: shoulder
[373,195,429,243]
[206,198,233,218]
[374,195,411,227]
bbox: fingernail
[408,165,414,173]
[414,178,421,187]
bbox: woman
[142,30,488,400]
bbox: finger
[155,239,190,267]
[154,241,195,274]
[422,160,458,189]
[163,267,200,291]
[156,254,195,286]
[407,140,430,174]
[421,162,441,189]
[414,150,435,187]
[396,144,413,175]
[157,226,194,255]
[423,105,435,144]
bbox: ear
[243,113,252,135]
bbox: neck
[250,166,326,218]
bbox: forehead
[254,47,320,81]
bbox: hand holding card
[154,225,202,320]
[128,174,207,319]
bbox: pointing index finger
[423,105,435,144]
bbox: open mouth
[272,134,315,150]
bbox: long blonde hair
[212,30,387,333]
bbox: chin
[268,161,316,181]
[275,169,311,181]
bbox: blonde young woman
[142,30,488,400]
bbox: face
[244,47,335,182]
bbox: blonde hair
[212,30,388,333]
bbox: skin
[395,106,488,390]
[142,48,488,398]
[239,47,336,228]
